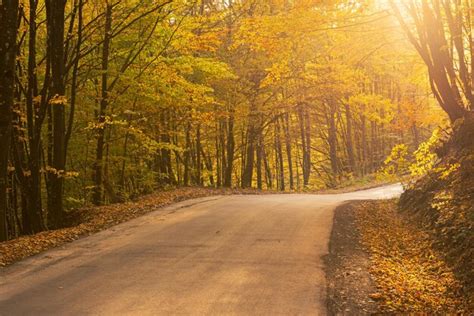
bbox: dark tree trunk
[275,119,285,191]
[360,112,367,175]
[22,0,45,234]
[256,133,263,190]
[224,112,235,187]
[0,0,19,241]
[200,147,215,186]
[412,123,420,149]
[184,122,191,186]
[93,3,112,205]
[283,113,294,190]
[327,101,339,184]
[370,121,376,173]
[242,127,255,188]
[344,103,357,175]
[196,125,202,185]
[159,110,176,185]
[298,105,311,187]
[46,0,67,228]
[263,147,273,189]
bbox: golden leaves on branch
[49,95,68,106]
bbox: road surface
[0,184,402,316]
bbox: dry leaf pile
[356,200,472,313]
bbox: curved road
[0,184,402,315]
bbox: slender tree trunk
[360,110,367,175]
[298,105,311,186]
[256,134,263,190]
[200,147,215,186]
[304,108,312,184]
[224,111,235,187]
[283,113,294,190]
[23,0,45,233]
[242,125,256,188]
[196,124,202,185]
[275,119,285,191]
[327,101,338,185]
[184,122,191,186]
[65,0,84,156]
[93,3,112,205]
[344,103,357,175]
[412,123,420,149]
[216,120,223,187]
[370,121,377,173]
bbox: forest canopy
[0,0,451,240]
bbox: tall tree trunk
[327,101,339,185]
[298,104,311,187]
[224,111,235,187]
[412,123,420,149]
[344,103,357,175]
[304,108,312,185]
[275,119,285,191]
[360,110,368,175]
[196,124,202,185]
[46,0,67,228]
[23,0,45,233]
[263,147,273,189]
[0,0,19,241]
[200,147,215,186]
[256,133,263,190]
[370,121,377,174]
[93,3,112,205]
[242,118,256,188]
[65,0,84,156]
[184,122,191,186]
[283,113,294,190]
[216,120,223,187]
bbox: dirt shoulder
[326,200,472,314]
[325,202,379,315]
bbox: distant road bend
[0,184,403,315]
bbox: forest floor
[326,200,473,314]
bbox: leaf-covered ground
[0,187,273,267]
[356,200,472,313]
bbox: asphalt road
[0,184,402,316]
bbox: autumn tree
[390,0,474,122]
[0,0,19,241]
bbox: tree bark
[344,103,357,175]
[93,3,113,205]
[327,101,339,185]
[23,0,45,234]
[298,104,311,187]
[0,0,19,241]
[283,113,294,190]
[46,0,67,228]
[224,111,235,187]
[242,108,257,188]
